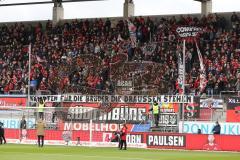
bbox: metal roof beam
[0,0,104,7]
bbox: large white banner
[179,121,240,135]
[200,98,224,109]
[30,95,194,103]
[176,27,202,38]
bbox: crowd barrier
[1,95,240,151]
[4,129,240,152]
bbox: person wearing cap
[212,121,221,134]
[149,100,160,127]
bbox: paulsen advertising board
[147,134,186,148]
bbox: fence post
[89,119,93,145]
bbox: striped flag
[177,52,184,94]
[195,41,207,93]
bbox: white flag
[195,42,207,92]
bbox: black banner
[227,97,240,109]
[147,135,186,147]
[30,95,194,103]
[64,105,148,124]
[184,97,200,118]
[226,97,240,122]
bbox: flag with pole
[27,43,32,107]
[195,40,207,93]
[177,51,184,94]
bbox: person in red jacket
[119,124,128,150]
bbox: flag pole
[28,44,31,108]
[182,39,186,132]
[182,39,186,95]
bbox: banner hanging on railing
[61,103,150,124]
[29,95,194,103]
[200,98,224,109]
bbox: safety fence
[4,129,240,152]
[0,95,239,134]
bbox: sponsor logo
[63,123,120,132]
[0,118,35,129]
[0,97,26,107]
[147,135,186,147]
[228,97,240,104]
[159,113,178,126]
[179,121,240,135]
[127,134,143,144]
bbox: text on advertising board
[147,135,186,147]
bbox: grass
[0,144,240,160]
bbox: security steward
[38,98,45,119]
[149,100,160,127]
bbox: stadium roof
[194,0,211,2]
[0,0,105,7]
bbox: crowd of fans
[0,13,239,95]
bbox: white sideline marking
[0,151,151,160]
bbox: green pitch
[0,144,240,160]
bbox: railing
[0,94,239,135]
[220,91,240,98]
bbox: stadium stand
[0,13,239,95]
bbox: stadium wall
[1,95,240,151]
[4,129,240,152]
